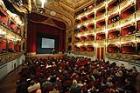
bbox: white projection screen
[41,38,55,48]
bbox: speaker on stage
[52,48,56,54]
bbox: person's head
[30,80,35,85]
[73,79,77,85]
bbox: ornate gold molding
[29,19,65,30]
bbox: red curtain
[80,46,86,52]
[101,47,104,60]
[86,45,94,52]
[97,48,100,60]
[0,16,8,25]
[0,39,6,52]
[121,46,135,54]
[138,21,140,31]
[137,0,140,9]
[10,22,17,31]
[8,40,14,51]
[15,44,20,52]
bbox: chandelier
[40,0,59,8]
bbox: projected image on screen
[41,38,55,48]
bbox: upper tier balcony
[96,19,106,29]
[121,25,136,36]
[96,14,106,21]
[136,10,140,20]
[108,30,120,40]
[120,0,135,12]
[137,20,140,31]
[108,21,119,30]
[108,6,119,15]
[121,42,136,54]
[108,13,120,30]
[120,14,135,26]
[95,0,106,10]
[96,26,105,33]
[107,44,120,53]
[96,7,106,20]
[108,38,120,44]
[96,32,106,40]
[120,5,135,26]
[121,34,135,43]
[107,0,119,15]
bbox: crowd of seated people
[16,56,139,93]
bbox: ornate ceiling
[11,0,93,30]
[60,0,92,9]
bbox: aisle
[0,67,21,93]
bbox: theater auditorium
[0,0,140,93]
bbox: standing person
[69,80,81,93]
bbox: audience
[16,56,139,93]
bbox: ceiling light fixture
[41,0,47,8]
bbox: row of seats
[16,56,139,93]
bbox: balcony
[96,14,105,21]
[86,41,94,45]
[107,0,114,3]
[108,21,119,30]
[0,22,22,39]
[0,52,24,65]
[120,14,135,26]
[108,38,120,44]
[120,0,134,12]
[107,44,120,53]
[82,19,94,26]
[96,26,105,32]
[96,32,106,41]
[121,34,135,43]
[108,29,120,40]
[96,19,106,29]
[95,2,105,10]
[108,6,119,15]
[106,53,120,59]
[96,6,106,20]
[137,20,140,32]
[121,42,136,54]
[120,0,129,9]
[136,10,140,20]
[96,40,105,47]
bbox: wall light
[77,24,81,28]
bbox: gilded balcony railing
[95,2,105,10]
[107,0,114,4]
[119,0,134,12]
[82,19,94,26]
[108,21,119,29]
[120,0,128,9]
[121,34,135,43]
[108,38,120,44]
[136,10,140,20]
[0,52,24,66]
[96,14,105,21]
[96,26,105,32]
[106,53,120,59]
[96,40,105,46]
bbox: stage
[27,53,65,59]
